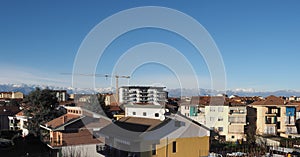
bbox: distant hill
[0,84,113,95]
[167,88,300,97]
[1,84,300,97]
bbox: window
[218,117,223,121]
[218,107,224,112]
[185,113,190,117]
[143,112,147,116]
[155,113,159,117]
[172,141,177,153]
[218,127,223,132]
[231,136,235,139]
[185,106,190,110]
[152,144,156,155]
[133,112,136,115]
[210,107,216,112]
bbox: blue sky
[0,0,300,91]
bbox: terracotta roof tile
[45,114,81,129]
[61,129,104,146]
[190,96,227,106]
[116,117,162,132]
[251,95,284,106]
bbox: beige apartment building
[249,95,298,138]
[0,91,23,99]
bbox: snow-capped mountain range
[1,83,300,97]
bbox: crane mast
[61,73,130,104]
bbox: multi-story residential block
[228,104,247,141]
[249,95,298,137]
[179,96,247,142]
[104,93,117,106]
[119,86,167,105]
[52,90,68,102]
[205,96,230,141]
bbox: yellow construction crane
[61,73,130,103]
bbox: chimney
[62,115,67,123]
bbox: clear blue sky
[0,0,300,91]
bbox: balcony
[229,115,246,124]
[228,125,245,134]
[286,126,297,134]
[264,126,277,135]
[265,116,277,124]
[229,110,246,115]
[140,91,148,94]
[285,116,295,126]
[265,112,277,116]
[265,108,280,117]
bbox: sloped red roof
[45,114,81,129]
[16,110,25,116]
[251,95,284,106]
[61,129,104,146]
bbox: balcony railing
[286,126,297,134]
[264,126,277,135]
[229,111,246,115]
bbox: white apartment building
[205,104,230,140]
[179,96,247,142]
[8,110,29,137]
[179,97,205,125]
[119,86,167,105]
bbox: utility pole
[61,73,130,104]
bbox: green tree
[7,99,21,107]
[23,88,60,136]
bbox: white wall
[205,106,230,137]
[125,106,165,121]
[61,144,104,157]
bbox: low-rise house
[178,96,205,125]
[0,91,24,99]
[124,103,166,121]
[0,106,20,130]
[99,103,210,157]
[40,106,111,157]
[8,110,29,137]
